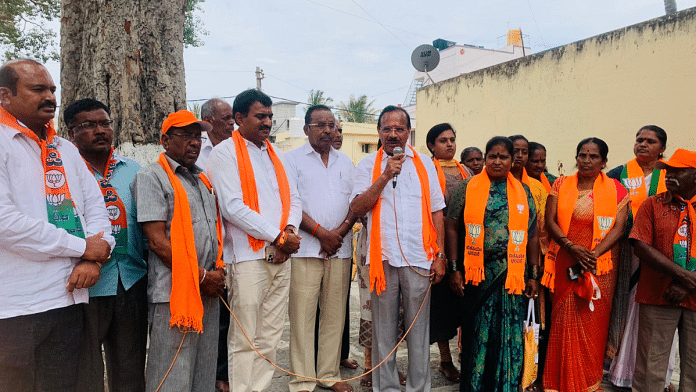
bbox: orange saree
[543,176,629,392]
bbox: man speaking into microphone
[351,105,446,392]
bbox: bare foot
[399,371,406,386]
[438,361,460,382]
[665,384,676,392]
[215,380,229,392]
[360,370,372,387]
[330,381,353,392]
[340,358,359,369]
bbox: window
[361,143,377,154]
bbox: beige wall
[415,8,696,176]
[338,122,380,165]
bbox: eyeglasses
[71,120,113,131]
[169,132,202,142]
[308,122,337,130]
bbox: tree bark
[60,0,188,145]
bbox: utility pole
[255,66,264,91]
[519,28,526,57]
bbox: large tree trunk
[60,0,188,145]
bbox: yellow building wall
[335,122,380,165]
[415,8,696,176]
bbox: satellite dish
[411,44,440,73]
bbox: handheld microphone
[392,146,404,188]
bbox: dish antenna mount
[411,44,440,85]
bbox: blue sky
[45,0,696,114]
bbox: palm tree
[305,90,333,112]
[664,0,677,15]
[338,94,377,123]
[187,103,202,119]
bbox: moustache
[38,101,56,110]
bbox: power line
[305,0,430,40]
[265,73,311,93]
[349,0,411,49]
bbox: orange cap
[161,110,212,134]
[655,149,696,170]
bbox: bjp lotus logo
[511,230,525,251]
[111,224,121,236]
[46,193,65,207]
[517,204,525,214]
[467,223,482,244]
[622,177,643,195]
[678,224,688,237]
[598,216,614,237]
[46,170,65,189]
[106,205,121,221]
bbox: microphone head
[392,146,404,155]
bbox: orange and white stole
[433,158,468,194]
[84,147,127,258]
[620,158,667,217]
[157,153,224,332]
[463,171,529,294]
[233,130,291,251]
[541,173,617,292]
[0,107,85,238]
[369,146,439,295]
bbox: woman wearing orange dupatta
[447,137,540,392]
[605,125,676,389]
[427,123,469,382]
[543,138,629,392]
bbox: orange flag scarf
[369,146,439,295]
[84,147,128,258]
[621,158,667,217]
[158,153,223,332]
[232,130,291,251]
[541,173,617,292]
[0,106,85,238]
[673,194,696,272]
[463,171,529,295]
[433,158,469,194]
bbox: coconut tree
[305,89,333,112]
[338,94,377,123]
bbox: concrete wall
[415,8,696,176]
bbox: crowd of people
[0,57,695,392]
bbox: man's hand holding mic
[383,146,406,187]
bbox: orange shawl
[433,158,468,194]
[539,173,553,193]
[232,130,291,251]
[623,158,667,217]
[542,173,617,292]
[463,171,529,294]
[157,153,218,332]
[369,146,439,295]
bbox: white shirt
[195,132,214,169]
[351,148,445,270]
[285,142,354,259]
[0,122,115,319]
[207,136,302,263]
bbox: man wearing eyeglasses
[131,110,225,392]
[64,98,148,392]
[285,105,356,392]
[0,60,113,392]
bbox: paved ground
[267,279,681,392]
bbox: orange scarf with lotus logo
[0,106,84,238]
[84,147,128,258]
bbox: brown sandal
[438,361,460,382]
